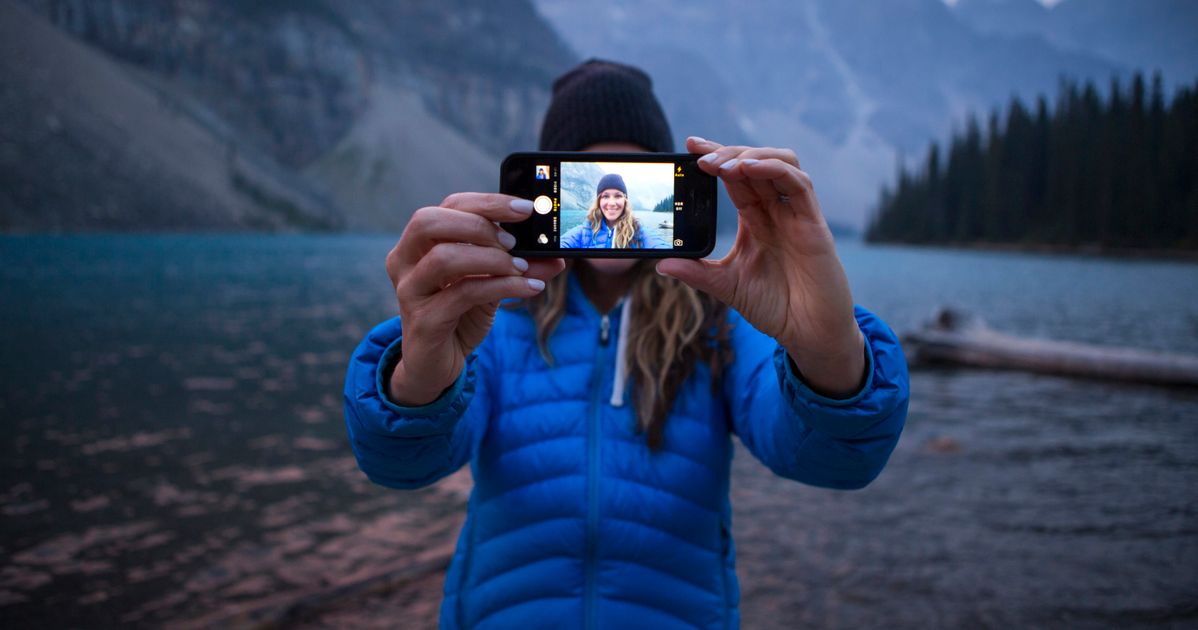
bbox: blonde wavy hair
[586,192,643,248]
[514,261,734,450]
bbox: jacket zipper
[584,312,612,630]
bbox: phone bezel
[500,151,717,259]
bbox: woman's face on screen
[598,189,627,224]
[582,141,644,276]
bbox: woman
[344,60,909,629]
[560,172,669,249]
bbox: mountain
[533,0,1128,226]
[955,0,1198,87]
[306,86,497,231]
[560,162,608,216]
[951,0,1049,35]
[0,0,340,230]
[3,0,576,231]
[6,0,1191,232]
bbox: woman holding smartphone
[344,59,909,629]
[560,173,669,249]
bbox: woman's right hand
[384,193,565,406]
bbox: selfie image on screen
[559,162,674,249]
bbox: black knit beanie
[539,59,674,153]
[596,173,627,196]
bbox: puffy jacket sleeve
[343,316,491,489]
[723,306,908,490]
[636,223,670,249]
[560,223,588,248]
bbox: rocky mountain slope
[0,0,340,230]
[3,0,576,231]
[954,0,1198,86]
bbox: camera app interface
[525,160,690,250]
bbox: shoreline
[862,238,1198,263]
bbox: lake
[2,235,1196,628]
[560,208,675,247]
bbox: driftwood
[902,307,1198,387]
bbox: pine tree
[866,72,1197,253]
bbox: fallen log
[902,307,1198,387]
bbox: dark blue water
[560,208,674,247]
[2,235,1197,628]
[839,242,1198,356]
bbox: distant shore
[864,239,1198,263]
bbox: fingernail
[655,263,670,277]
[512,257,529,272]
[510,199,534,214]
[689,136,707,144]
[739,158,759,166]
[526,278,545,291]
[699,153,719,164]
[720,158,739,170]
[497,230,516,249]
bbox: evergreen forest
[866,73,1198,251]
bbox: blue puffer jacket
[560,219,670,249]
[344,273,908,629]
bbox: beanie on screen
[539,59,674,153]
[595,173,628,196]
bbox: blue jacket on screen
[343,272,908,629]
[560,219,670,249]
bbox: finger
[706,150,779,232]
[524,258,566,283]
[695,144,753,174]
[713,148,798,183]
[744,174,788,224]
[438,192,537,223]
[706,146,800,182]
[400,206,516,265]
[685,140,791,234]
[686,136,724,154]
[386,241,402,288]
[685,137,764,213]
[431,274,548,320]
[714,156,789,226]
[735,158,823,222]
[402,242,527,298]
[712,162,774,231]
[655,258,737,306]
[729,147,800,169]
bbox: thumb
[655,258,732,303]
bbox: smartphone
[500,152,717,258]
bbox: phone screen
[500,152,717,258]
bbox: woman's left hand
[656,137,866,398]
